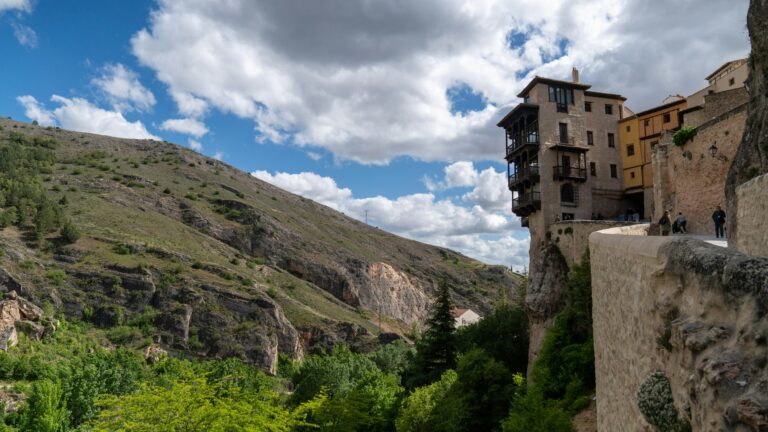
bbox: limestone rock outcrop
[0,291,49,351]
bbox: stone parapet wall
[590,227,768,430]
[735,172,768,257]
[547,220,637,267]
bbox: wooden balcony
[553,165,587,182]
[512,192,541,217]
[507,165,540,189]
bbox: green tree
[88,376,316,432]
[368,340,413,378]
[455,302,529,374]
[59,221,80,244]
[501,387,572,432]
[407,280,456,388]
[19,379,70,432]
[290,345,379,404]
[395,370,457,432]
[316,370,403,432]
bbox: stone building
[498,69,627,267]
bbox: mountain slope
[0,118,523,372]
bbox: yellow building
[618,98,687,218]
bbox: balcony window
[549,86,574,113]
[585,102,592,112]
[663,113,671,123]
[559,123,569,144]
[626,125,631,132]
[590,162,596,176]
[560,183,576,204]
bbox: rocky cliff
[0,119,523,372]
[726,0,768,245]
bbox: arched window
[560,183,575,204]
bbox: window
[560,183,576,204]
[663,113,671,123]
[523,95,531,103]
[630,171,636,179]
[626,125,631,132]
[585,102,592,112]
[549,86,574,112]
[559,123,569,144]
[562,213,575,221]
[587,131,594,145]
[627,144,635,156]
[644,119,650,127]
[610,164,618,178]
[608,133,615,148]
[729,77,735,86]
[604,104,613,115]
[590,162,597,176]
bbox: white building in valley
[453,308,481,327]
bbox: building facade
[498,71,626,236]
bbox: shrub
[636,371,684,432]
[672,126,697,147]
[59,222,80,244]
[46,269,67,286]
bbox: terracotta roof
[516,76,591,98]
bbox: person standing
[712,206,726,238]
[659,210,671,236]
[676,212,687,234]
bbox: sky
[0,0,750,270]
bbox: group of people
[658,206,727,238]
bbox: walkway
[675,233,728,248]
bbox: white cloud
[0,0,30,13]
[444,161,480,188]
[16,95,55,126]
[50,96,159,140]
[159,118,209,137]
[12,22,37,48]
[424,161,510,213]
[307,152,322,161]
[252,169,527,267]
[92,64,156,112]
[213,151,223,161]
[188,138,203,151]
[131,0,748,164]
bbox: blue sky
[0,0,749,269]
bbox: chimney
[572,67,580,83]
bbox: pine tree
[407,279,457,388]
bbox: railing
[505,125,540,157]
[553,165,587,181]
[512,192,541,212]
[507,165,540,188]
[558,136,576,146]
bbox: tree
[19,379,70,432]
[501,387,572,432]
[455,303,529,374]
[59,221,80,244]
[290,345,379,404]
[396,370,457,432]
[407,280,456,388]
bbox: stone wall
[547,220,632,267]
[652,89,748,232]
[735,172,768,257]
[590,226,768,431]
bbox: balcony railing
[557,136,576,146]
[553,165,587,181]
[507,165,540,188]
[512,192,541,216]
[505,126,540,158]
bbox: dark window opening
[627,144,635,156]
[626,125,630,132]
[559,123,569,144]
[562,213,575,221]
[644,119,650,127]
[663,113,671,123]
[610,164,618,178]
[729,77,735,86]
[587,131,594,145]
[604,104,613,115]
[590,162,596,176]
[585,102,592,112]
[560,183,576,204]
[630,171,636,179]
[549,86,574,112]
[608,133,615,148]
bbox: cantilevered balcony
[511,192,541,217]
[507,165,540,189]
[553,165,587,182]
[497,103,540,161]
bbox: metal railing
[512,192,541,211]
[553,165,587,180]
[507,165,540,188]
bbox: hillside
[0,117,522,372]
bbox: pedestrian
[712,206,726,238]
[659,210,671,236]
[676,212,687,234]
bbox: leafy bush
[672,126,697,147]
[501,387,572,432]
[290,345,379,404]
[455,303,528,374]
[636,371,687,432]
[396,370,457,432]
[59,221,80,244]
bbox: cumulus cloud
[188,138,203,151]
[92,64,156,112]
[11,22,37,48]
[159,118,209,137]
[252,169,527,267]
[131,0,748,164]
[424,161,510,212]
[213,151,223,161]
[16,96,56,126]
[0,0,30,13]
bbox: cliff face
[726,0,768,244]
